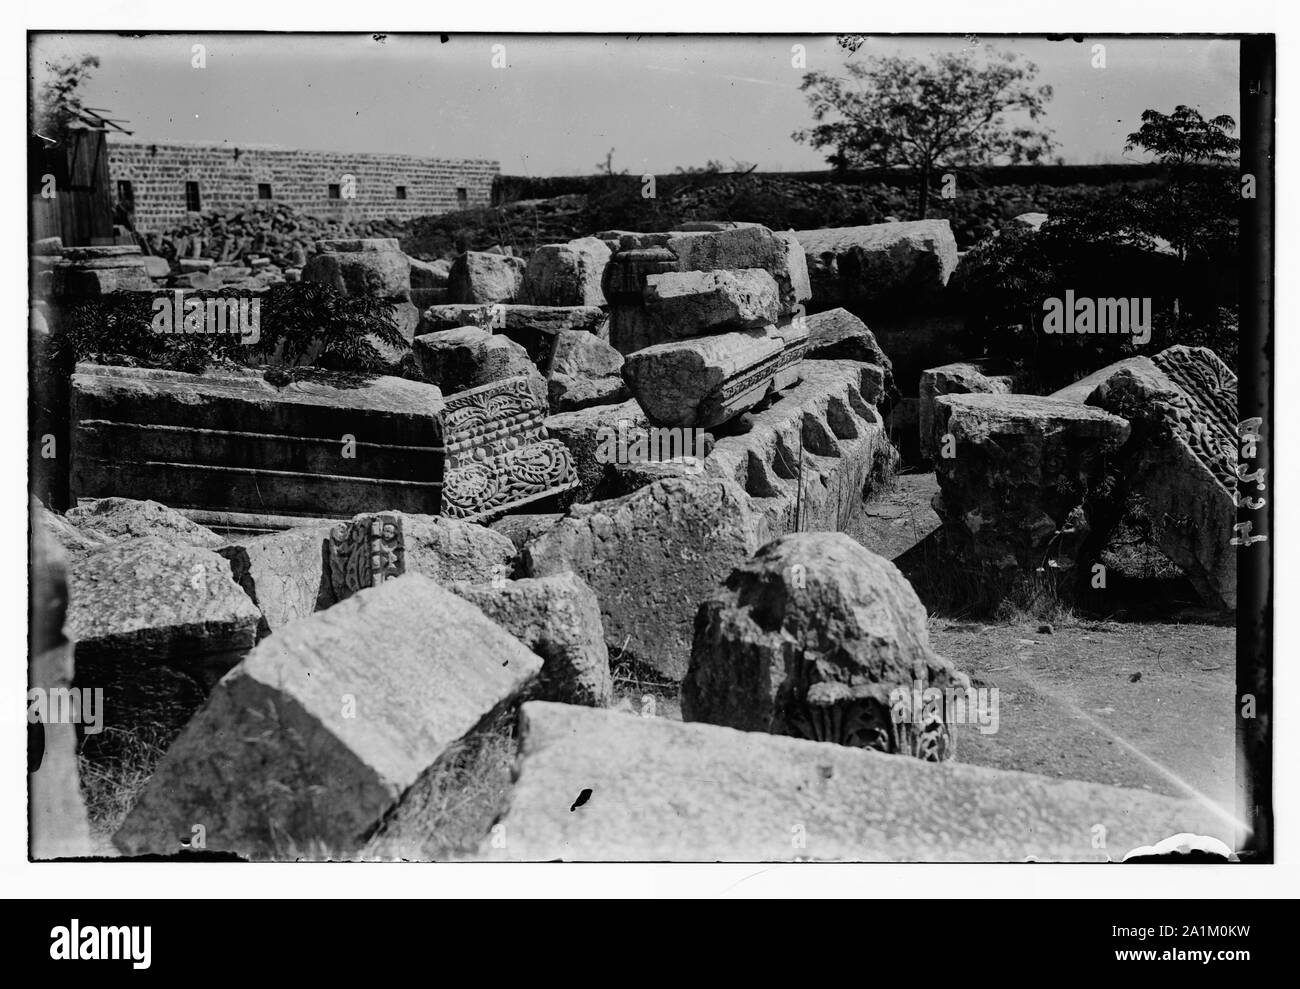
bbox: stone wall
[108,138,499,232]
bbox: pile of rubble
[30,212,1240,863]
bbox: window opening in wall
[257,183,273,200]
[328,183,341,199]
[185,181,202,212]
[456,187,468,206]
[395,185,407,200]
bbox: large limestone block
[795,219,959,309]
[114,574,543,859]
[448,251,527,304]
[523,237,611,307]
[480,701,1234,861]
[67,537,263,747]
[70,364,445,524]
[620,326,787,429]
[450,572,613,707]
[602,224,809,314]
[68,537,262,685]
[932,394,1131,573]
[52,247,155,296]
[1069,346,1238,610]
[413,326,543,395]
[302,241,412,301]
[523,476,773,681]
[683,532,967,759]
[919,361,1018,460]
[547,330,628,412]
[665,225,808,314]
[703,361,894,535]
[642,268,781,340]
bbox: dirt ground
[933,618,1235,808]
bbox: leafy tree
[33,55,101,143]
[1123,105,1239,265]
[795,46,1055,217]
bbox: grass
[362,707,519,861]
[78,722,176,841]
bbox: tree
[33,55,100,143]
[794,46,1055,217]
[1123,105,1239,265]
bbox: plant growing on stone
[795,45,1055,217]
[258,282,408,372]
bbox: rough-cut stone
[684,531,967,759]
[774,231,813,309]
[448,251,527,304]
[523,237,611,307]
[65,498,225,550]
[67,537,263,745]
[919,361,1019,461]
[302,240,412,301]
[795,220,959,309]
[71,364,445,527]
[141,255,171,279]
[602,224,809,315]
[804,308,896,404]
[51,252,155,296]
[665,225,808,314]
[413,326,543,394]
[408,256,451,290]
[416,304,607,374]
[547,329,629,412]
[1068,346,1238,610]
[451,572,613,707]
[704,361,895,536]
[221,511,516,632]
[114,574,543,859]
[544,399,647,505]
[440,375,579,521]
[481,701,1233,861]
[641,268,781,340]
[524,475,772,680]
[601,247,679,306]
[932,394,1131,575]
[621,325,789,429]
[29,498,94,859]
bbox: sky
[29,33,1240,175]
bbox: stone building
[107,138,499,231]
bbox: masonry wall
[108,139,498,232]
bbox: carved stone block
[328,513,405,602]
[440,376,578,521]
